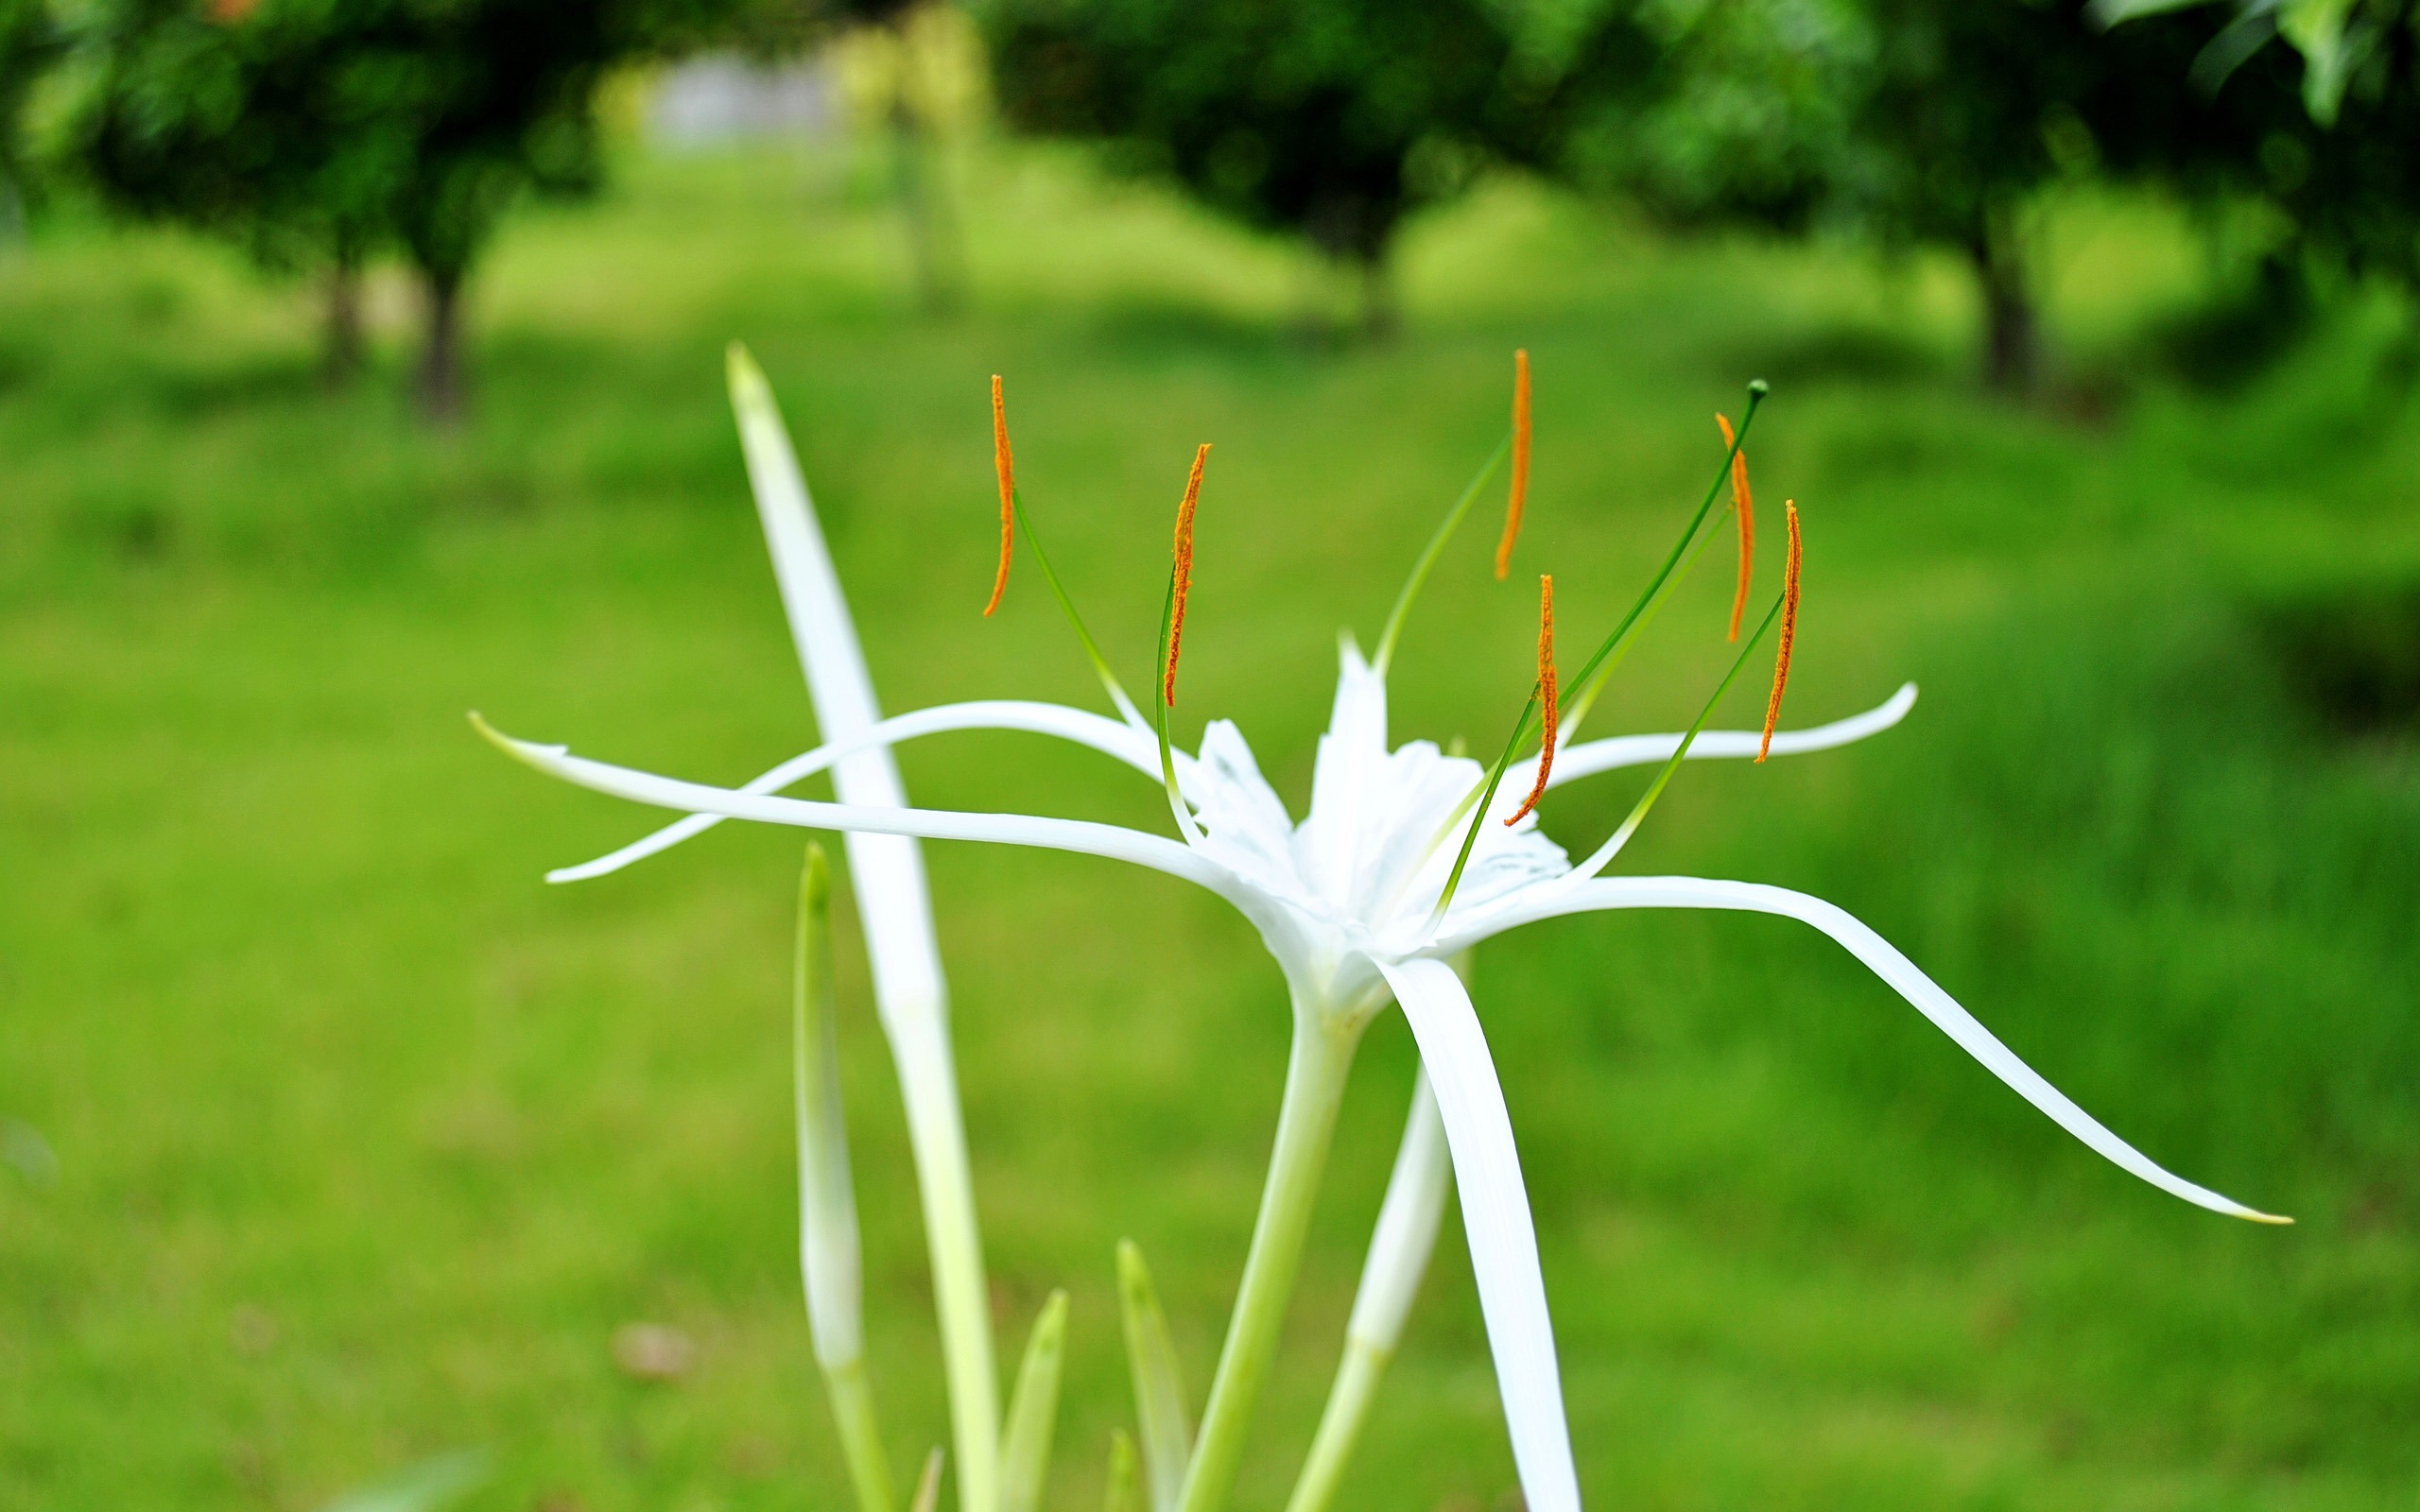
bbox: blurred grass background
[4,141,2419,1510]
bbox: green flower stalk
[1285,1072,1450,1512]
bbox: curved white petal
[548,699,1177,883]
[1374,957,1581,1512]
[476,717,1311,959]
[1546,683,1918,791]
[1432,876,2289,1225]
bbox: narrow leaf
[796,844,895,1512]
[317,1451,488,1512]
[1102,1431,1138,1512]
[910,1450,947,1512]
[999,1292,1072,1512]
[1116,1240,1193,1512]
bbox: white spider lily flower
[725,349,1000,1512]
[485,363,2284,1512]
[475,631,2282,1512]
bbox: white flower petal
[1546,683,1919,791]
[729,350,947,1016]
[476,717,1312,958]
[1300,638,1389,902]
[1374,957,1582,1512]
[548,699,1174,884]
[1433,876,2290,1225]
[727,352,1005,1512]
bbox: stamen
[1493,349,1531,579]
[1164,443,1210,706]
[1756,502,1802,762]
[1506,575,1557,825]
[1717,413,1754,642]
[984,375,1014,617]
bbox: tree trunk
[416,266,465,427]
[1356,248,1399,344]
[320,258,364,390]
[1970,212,2038,399]
[886,25,960,316]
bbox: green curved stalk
[1175,1006,1364,1512]
[1284,1070,1452,1512]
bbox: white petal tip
[725,341,769,402]
[1890,681,1920,713]
[2241,1210,2294,1227]
[468,713,568,768]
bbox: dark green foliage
[0,0,61,224]
[982,0,1521,331]
[62,0,753,415]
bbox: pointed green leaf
[910,1449,947,1512]
[796,845,897,1512]
[999,1291,1071,1512]
[1102,1431,1138,1512]
[317,1451,488,1512]
[1115,1240,1193,1512]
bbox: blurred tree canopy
[1530,0,2420,395]
[981,0,1530,336]
[0,0,61,234]
[62,0,753,419]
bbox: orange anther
[1494,349,1531,580]
[1717,413,1754,643]
[983,375,1015,617]
[1756,503,1801,763]
[1507,574,1557,824]
[1164,443,1211,705]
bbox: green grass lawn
[4,141,2418,1511]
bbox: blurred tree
[68,0,749,420]
[1545,0,2285,398]
[2100,0,2420,320]
[717,0,969,311]
[0,0,61,240]
[981,0,1522,337]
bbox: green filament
[1373,435,1512,678]
[1009,487,1144,724]
[1426,379,1769,926]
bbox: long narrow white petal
[548,699,1179,884]
[728,351,999,1512]
[1546,683,1918,791]
[1434,877,2290,1225]
[730,351,950,1010]
[482,716,1252,896]
[1374,958,1582,1512]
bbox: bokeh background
[3,2,2417,1508]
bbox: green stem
[824,1356,897,1512]
[893,1012,1001,1512]
[1176,1006,1363,1512]
[1281,1340,1389,1512]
